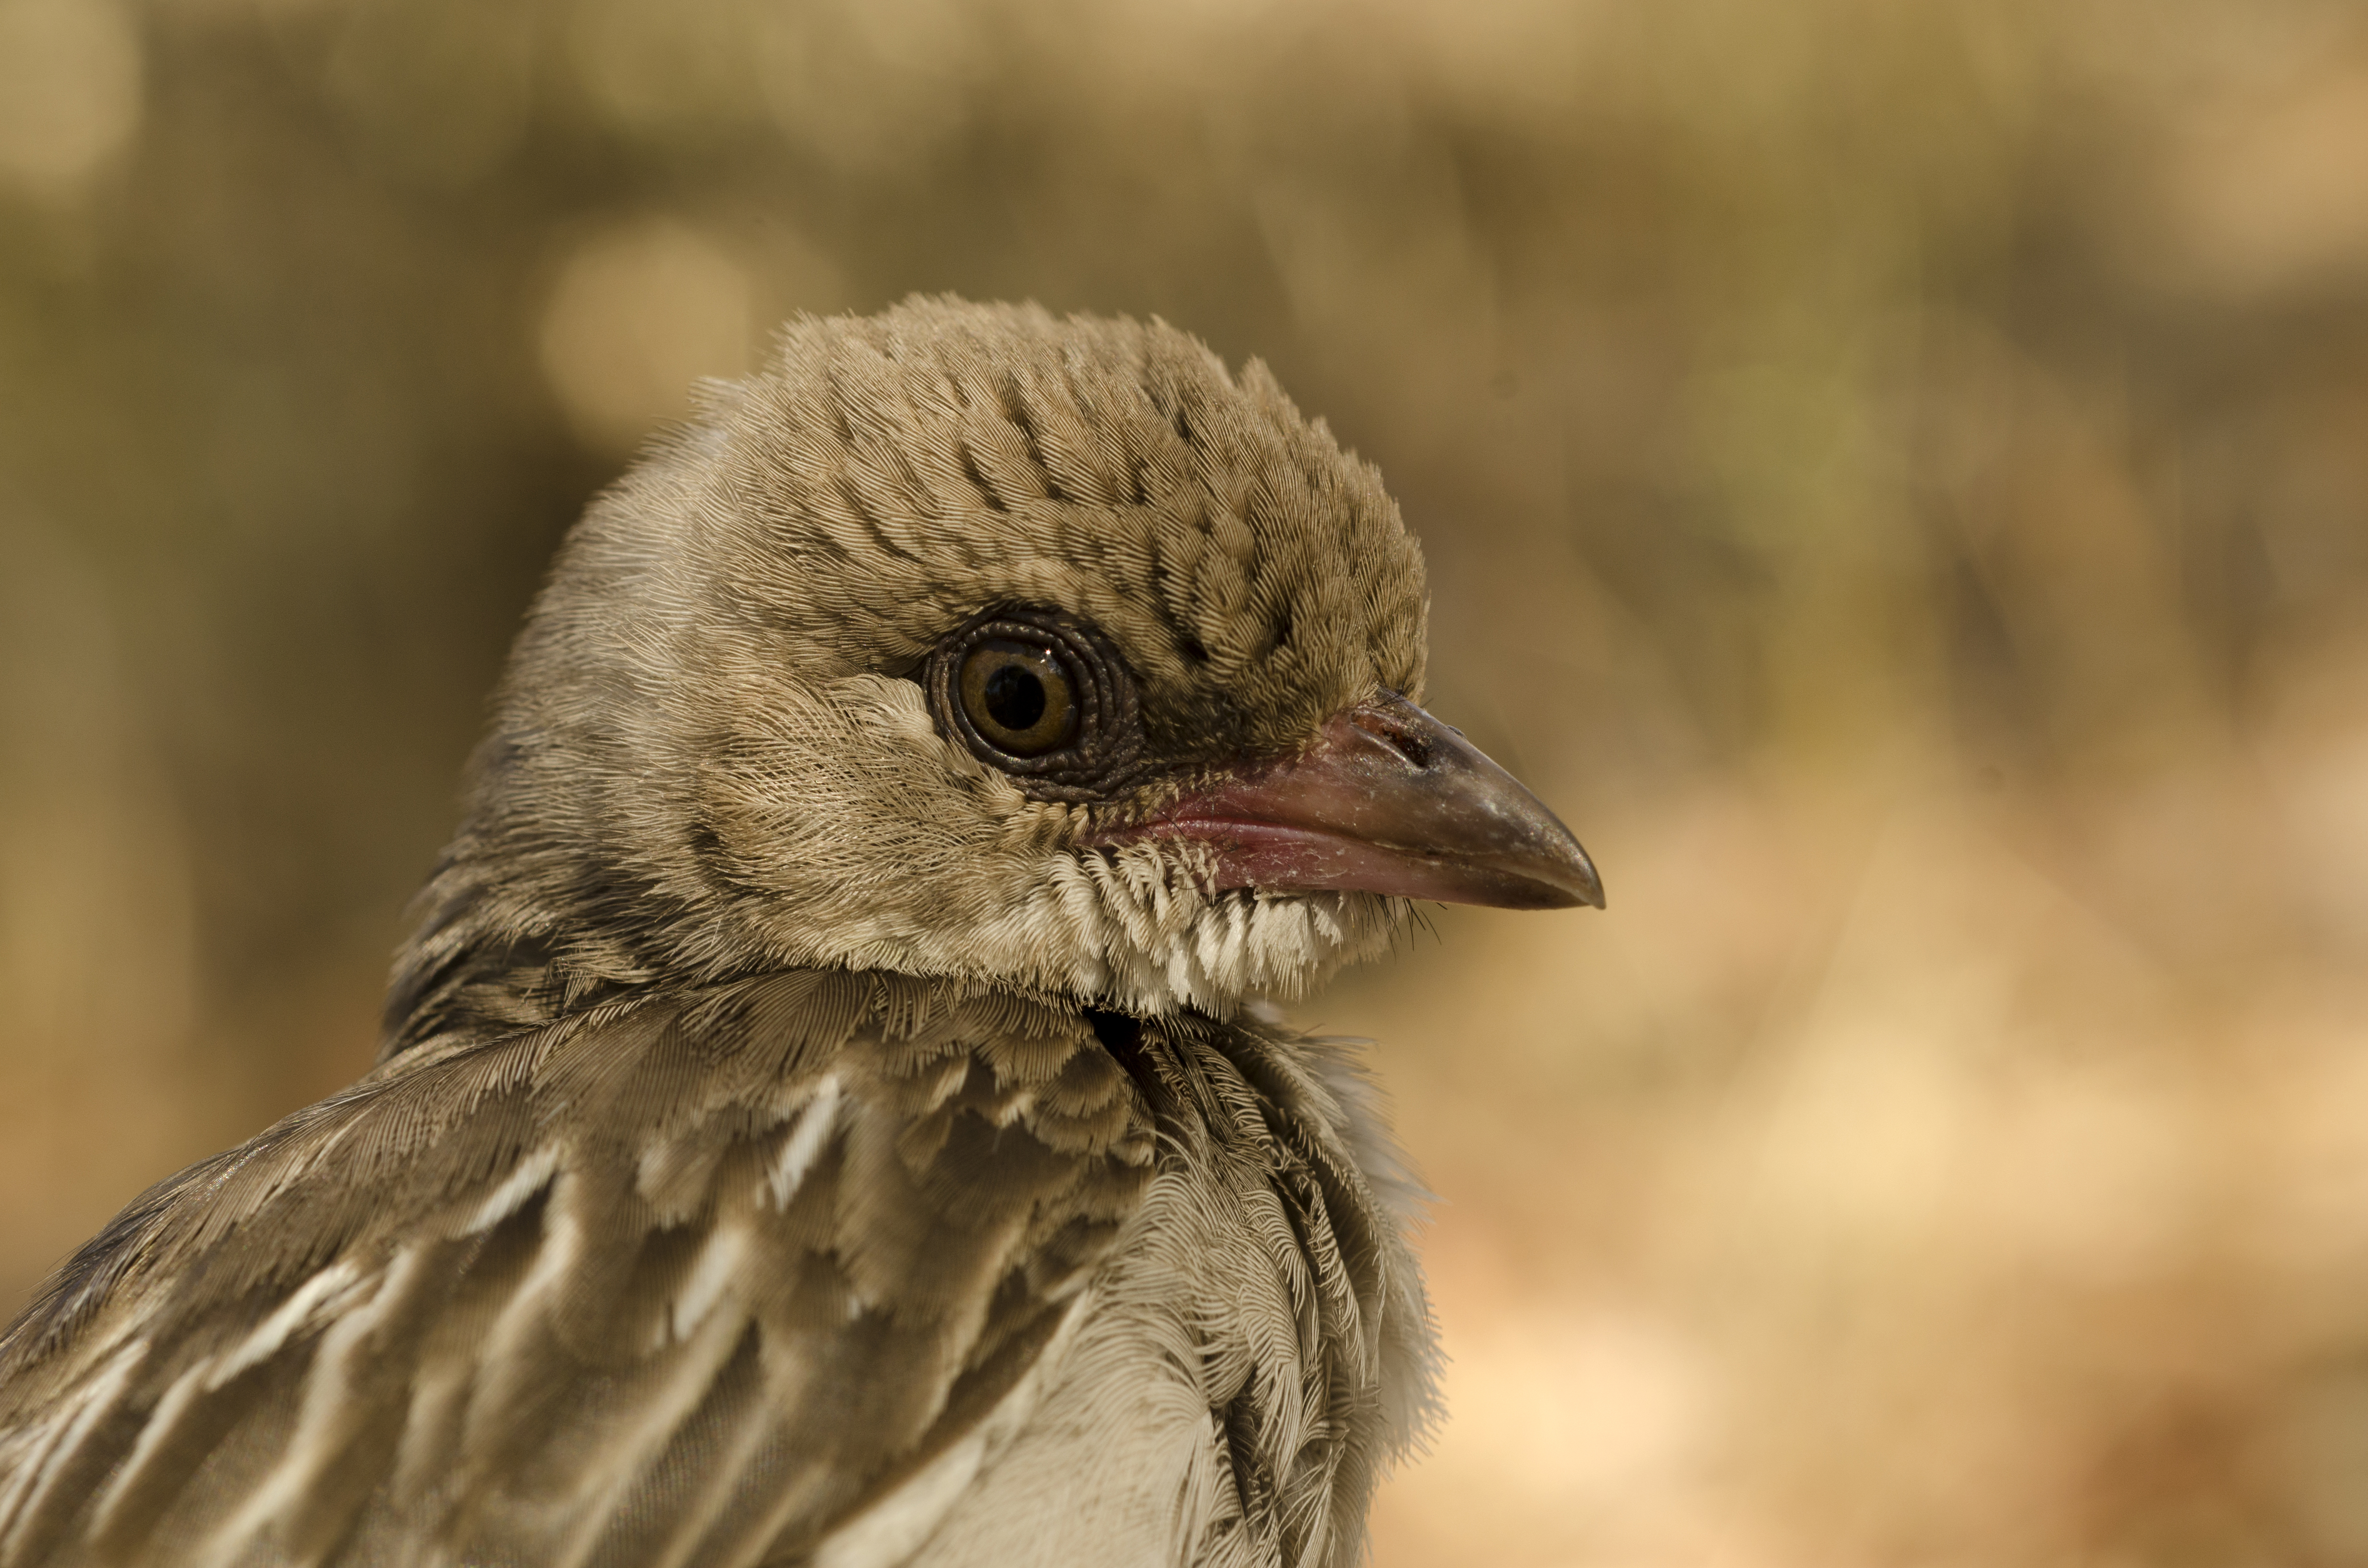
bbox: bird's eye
[959,640,1077,756]
[925,605,1143,800]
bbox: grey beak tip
[1580,846,1605,907]
[1563,844,1607,910]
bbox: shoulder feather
[0,972,1154,1568]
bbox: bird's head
[390,298,1598,1045]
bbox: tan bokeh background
[5,0,2368,1562]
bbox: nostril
[1351,705,1434,769]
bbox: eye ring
[925,606,1143,799]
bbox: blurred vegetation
[5,0,2368,1563]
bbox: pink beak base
[1088,693,1603,911]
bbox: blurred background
[3,0,2367,1561]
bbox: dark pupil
[983,663,1047,732]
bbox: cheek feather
[1057,846,1410,1015]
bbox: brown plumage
[0,298,1598,1567]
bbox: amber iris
[958,639,1078,756]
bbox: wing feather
[0,972,1154,1568]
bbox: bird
[0,297,1601,1568]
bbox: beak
[1092,692,1604,910]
